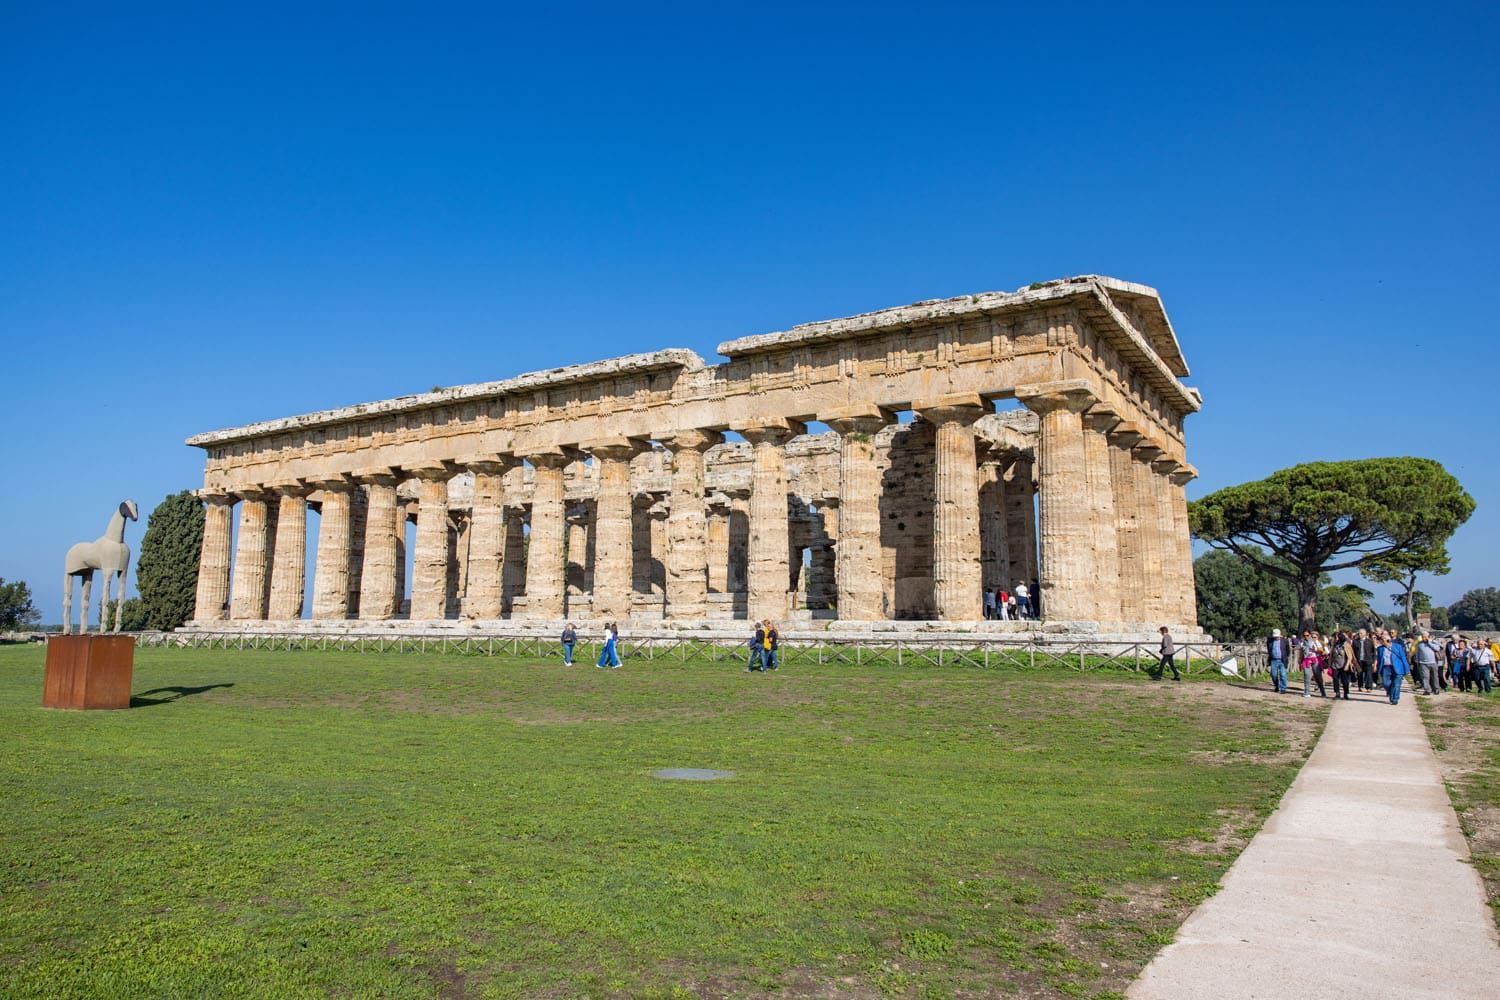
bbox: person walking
[1330,630,1355,700]
[596,622,621,668]
[1444,634,1461,691]
[997,587,1010,620]
[1300,630,1326,698]
[1351,629,1376,692]
[1377,634,1410,705]
[983,588,997,620]
[1452,639,1471,692]
[1414,632,1441,695]
[1154,626,1180,682]
[1266,628,1289,694]
[561,622,577,666]
[747,620,765,672]
[1472,639,1494,694]
[761,621,781,671]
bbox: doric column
[501,505,527,615]
[1016,380,1098,621]
[1083,407,1124,622]
[356,469,402,620]
[587,438,649,620]
[1169,464,1200,626]
[1152,454,1187,625]
[825,406,888,621]
[1106,423,1147,622]
[662,430,722,619]
[737,419,804,622]
[408,465,452,621]
[230,489,275,620]
[267,483,309,621]
[914,393,986,621]
[706,496,731,594]
[462,458,515,619]
[311,478,354,620]
[978,452,1010,599]
[524,451,572,618]
[193,493,235,621]
[1131,440,1167,622]
[1002,452,1037,590]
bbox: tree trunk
[1297,575,1318,634]
[1404,570,1417,628]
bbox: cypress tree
[135,491,205,631]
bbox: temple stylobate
[185,275,1202,632]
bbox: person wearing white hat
[1265,628,1289,694]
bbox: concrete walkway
[1129,688,1500,1000]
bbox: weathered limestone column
[825,406,888,621]
[1152,455,1188,625]
[311,479,354,620]
[1082,407,1124,622]
[230,490,275,620]
[914,394,985,621]
[524,451,571,619]
[356,470,402,620]
[1017,380,1097,621]
[1169,464,1200,626]
[345,488,367,617]
[588,439,648,620]
[705,497,730,594]
[662,430,722,619]
[193,493,235,621]
[1131,440,1168,623]
[463,458,514,619]
[737,418,804,622]
[501,506,527,615]
[267,483,309,621]
[408,465,452,621]
[1002,452,1038,590]
[1107,423,1147,622]
[978,453,1010,599]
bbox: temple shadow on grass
[130,683,234,708]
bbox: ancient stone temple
[185,275,1201,634]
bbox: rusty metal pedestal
[43,635,135,710]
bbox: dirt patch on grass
[1420,694,1500,926]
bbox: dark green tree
[134,491,205,631]
[0,578,41,631]
[1431,606,1451,631]
[1193,549,1297,641]
[1316,584,1375,632]
[1361,543,1450,629]
[1189,458,1475,633]
[1449,588,1500,631]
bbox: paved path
[1129,688,1500,1000]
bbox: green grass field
[0,644,1322,999]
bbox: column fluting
[356,471,402,620]
[1017,380,1098,621]
[230,490,275,620]
[662,430,722,619]
[524,451,571,619]
[311,479,354,620]
[463,458,515,619]
[193,493,235,621]
[738,419,803,623]
[826,408,888,621]
[408,466,452,621]
[267,484,308,621]
[1082,408,1124,622]
[915,394,985,621]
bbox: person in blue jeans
[1378,635,1410,704]
[1265,628,1289,693]
[596,622,621,668]
[761,621,780,671]
[561,623,577,666]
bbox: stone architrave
[1169,465,1200,626]
[1082,406,1124,622]
[311,478,355,620]
[1016,380,1098,621]
[267,482,309,621]
[825,405,889,621]
[462,457,515,619]
[193,493,235,621]
[736,418,804,622]
[356,469,402,620]
[662,430,723,618]
[913,393,986,621]
[1106,422,1147,622]
[1002,452,1037,590]
[524,451,573,619]
[1152,455,1187,625]
[230,489,276,620]
[587,438,649,620]
[1131,440,1168,622]
[408,465,453,621]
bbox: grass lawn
[1419,689,1500,928]
[0,644,1322,999]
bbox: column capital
[308,473,356,493]
[456,454,519,476]
[1014,379,1097,415]
[1152,455,1184,476]
[524,448,581,470]
[198,490,236,506]
[583,436,651,461]
[735,417,806,446]
[1082,405,1121,434]
[659,429,724,453]
[913,392,986,425]
[232,486,275,502]
[1133,440,1166,463]
[406,462,457,483]
[1107,421,1145,449]
[352,466,403,487]
[1169,463,1199,487]
[823,403,892,437]
[268,479,312,498]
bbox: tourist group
[1265,627,1498,704]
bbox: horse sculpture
[63,499,139,634]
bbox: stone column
[825,406,888,621]
[345,488,367,616]
[1152,455,1187,626]
[193,493,235,621]
[1169,464,1199,626]
[267,483,309,621]
[1107,423,1146,622]
[501,506,527,615]
[978,454,1010,599]
[1002,452,1038,590]
[1131,440,1167,623]
[737,419,804,622]
[1017,380,1098,621]
[408,465,452,621]
[588,439,648,620]
[524,451,571,619]
[463,458,514,619]
[662,430,722,619]
[705,497,730,594]
[311,479,354,620]
[356,470,402,620]
[914,393,985,621]
[230,490,275,620]
[1083,407,1124,622]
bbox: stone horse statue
[63,499,139,634]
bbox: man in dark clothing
[747,621,766,672]
[1351,630,1376,692]
[1153,627,1181,682]
[1266,628,1289,693]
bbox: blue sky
[3,2,1497,623]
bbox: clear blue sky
[3,2,1496,623]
